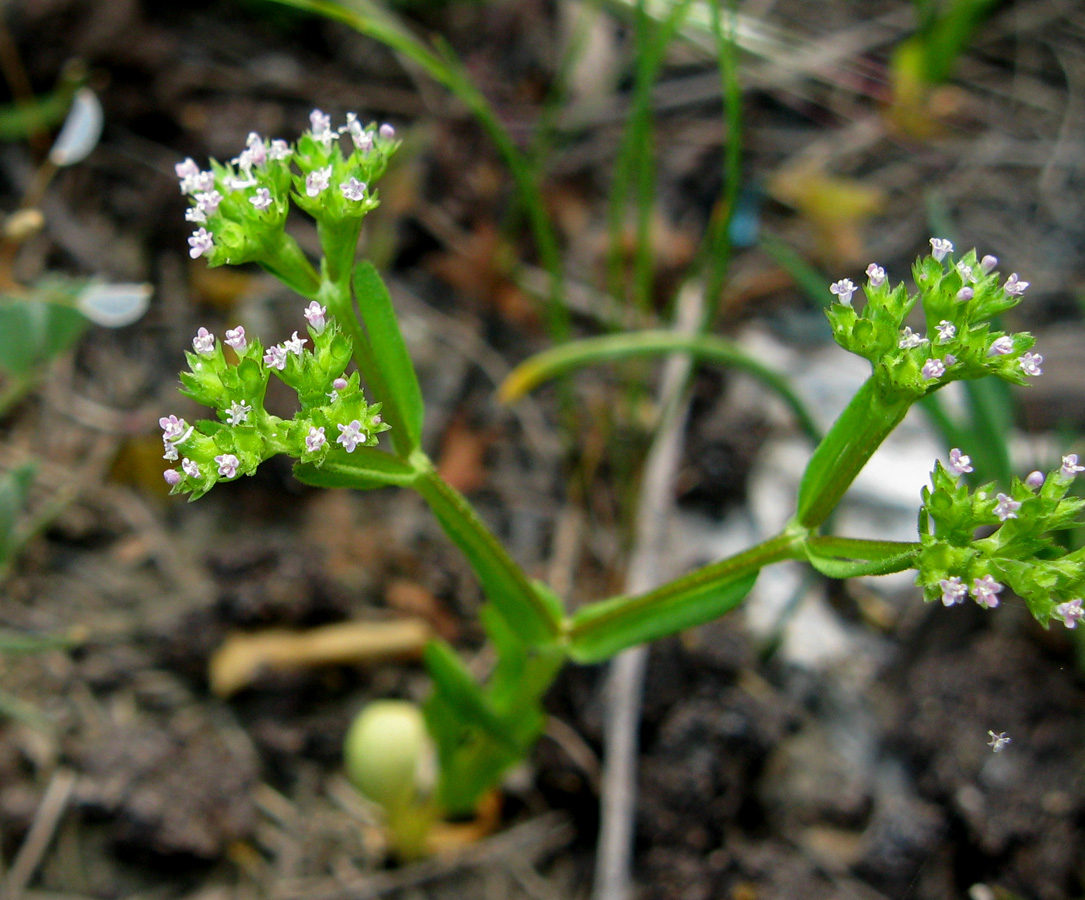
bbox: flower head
[988,335,1014,356]
[340,177,367,201]
[225,400,252,426]
[250,188,272,211]
[929,237,953,261]
[306,166,333,197]
[987,731,1011,753]
[195,190,222,217]
[1019,352,1043,377]
[159,414,188,442]
[284,331,307,356]
[306,426,327,453]
[947,448,973,476]
[1004,273,1029,296]
[939,577,967,607]
[971,575,1003,608]
[1054,598,1084,629]
[921,358,946,379]
[188,227,214,259]
[865,263,885,287]
[263,344,288,371]
[994,492,1021,521]
[215,454,240,478]
[181,458,201,479]
[829,278,856,306]
[1060,454,1084,478]
[935,320,956,342]
[224,326,247,352]
[192,327,215,355]
[303,301,327,333]
[336,419,367,453]
[899,326,927,349]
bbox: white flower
[828,278,856,306]
[306,166,333,197]
[865,263,885,287]
[929,237,953,261]
[249,188,272,211]
[340,177,366,201]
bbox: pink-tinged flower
[159,414,187,441]
[1054,598,1083,629]
[980,254,998,272]
[865,263,885,286]
[379,123,396,140]
[264,345,288,370]
[899,326,927,349]
[188,227,214,259]
[988,335,1014,356]
[226,174,257,191]
[185,208,206,224]
[929,237,953,261]
[971,575,1003,608]
[306,166,333,197]
[947,448,973,476]
[191,171,216,193]
[956,262,974,282]
[921,358,945,379]
[994,492,1021,521]
[284,331,307,356]
[215,453,240,478]
[935,320,956,341]
[1061,454,1084,477]
[939,577,967,606]
[305,426,326,453]
[336,419,366,453]
[1025,470,1044,489]
[225,401,251,426]
[181,458,200,479]
[175,158,199,181]
[340,112,373,153]
[371,415,381,426]
[244,132,266,167]
[268,139,292,160]
[1019,352,1043,376]
[828,278,856,306]
[224,326,247,352]
[163,469,182,486]
[1004,273,1029,296]
[340,177,366,201]
[332,377,348,391]
[195,190,222,216]
[303,301,326,332]
[956,287,974,302]
[987,731,1011,753]
[162,440,179,461]
[192,327,215,355]
[249,188,272,211]
[943,353,956,367]
[310,108,332,135]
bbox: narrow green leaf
[352,262,424,452]
[0,463,35,562]
[568,570,757,663]
[499,330,822,444]
[293,448,419,490]
[423,640,522,754]
[804,536,920,579]
[0,291,87,377]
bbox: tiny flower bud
[224,326,247,352]
[947,448,973,476]
[332,377,348,391]
[192,327,215,354]
[956,286,974,302]
[344,700,434,813]
[303,301,327,333]
[164,469,182,486]
[921,358,945,379]
[929,237,953,261]
[1025,471,1044,489]
[828,278,856,306]
[980,254,998,272]
[1019,352,1043,376]
[379,123,396,140]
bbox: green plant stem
[795,377,913,529]
[411,465,562,646]
[257,231,321,298]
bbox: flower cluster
[160,304,389,499]
[916,448,1085,629]
[825,241,1039,402]
[177,110,398,271]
